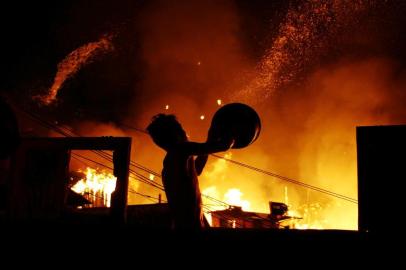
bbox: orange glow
[223,188,250,211]
[58,1,384,231]
[71,167,117,207]
[200,149,356,230]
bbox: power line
[73,148,246,226]
[73,152,255,227]
[17,106,357,205]
[71,153,164,204]
[211,154,358,204]
[16,110,262,226]
[114,121,358,203]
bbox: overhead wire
[114,120,358,203]
[16,106,357,229]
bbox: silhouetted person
[0,97,20,209]
[147,114,233,230]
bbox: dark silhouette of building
[357,125,406,234]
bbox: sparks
[217,99,222,106]
[37,35,114,105]
[200,115,205,120]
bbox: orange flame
[71,167,117,207]
[200,151,351,229]
[223,188,250,211]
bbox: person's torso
[162,152,202,209]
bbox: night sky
[0,0,406,135]
[0,1,274,120]
[1,0,406,126]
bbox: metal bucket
[209,103,261,149]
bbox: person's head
[146,114,187,150]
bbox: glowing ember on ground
[71,167,117,207]
[37,35,114,105]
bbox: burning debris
[210,201,302,229]
[223,188,250,211]
[70,167,117,208]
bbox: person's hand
[217,135,235,151]
[207,126,234,151]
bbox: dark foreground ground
[1,223,399,267]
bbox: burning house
[5,137,131,224]
[211,202,300,229]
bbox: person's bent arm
[181,137,235,156]
[195,155,208,176]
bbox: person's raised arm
[180,137,235,156]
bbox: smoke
[127,0,252,139]
[119,0,406,229]
[28,0,406,228]
[199,57,406,230]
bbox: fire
[37,35,114,105]
[165,105,170,110]
[200,115,205,120]
[200,152,344,229]
[217,99,222,106]
[223,188,250,211]
[71,167,117,207]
